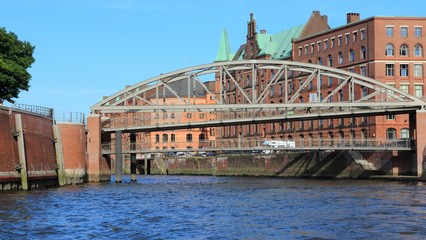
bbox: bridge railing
[103,104,410,130]
[101,138,412,154]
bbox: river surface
[1,176,426,239]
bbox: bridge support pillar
[87,114,104,182]
[414,110,426,177]
[115,130,123,183]
[130,133,137,181]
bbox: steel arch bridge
[91,60,426,133]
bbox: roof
[215,29,234,62]
[258,24,306,59]
[216,24,306,61]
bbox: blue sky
[1,0,426,116]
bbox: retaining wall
[151,150,414,178]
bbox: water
[1,176,426,239]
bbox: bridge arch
[91,60,426,114]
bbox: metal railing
[12,103,54,118]
[101,138,413,155]
[54,111,86,124]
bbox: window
[386,64,394,76]
[401,27,408,37]
[415,27,422,37]
[415,85,423,98]
[414,64,423,77]
[324,40,328,50]
[353,32,357,42]
[360,66,366,76]
[317,42,322,51]
[279,84,283,95]
[328,77,333,86]
[186,134,193,142]
[171,134,175,142]
[331,38,335,48]
[338,36,342,46]
[338,52,343,64]
[401,128,410,139]
[311,44,315,53]
[349,49,354,62]
[361,46,366,59]
[328,55,333,67]
[199,113,205,119]
[345,34,350,44]
[187,113,192,119]
[400,44,408,56]
[414,44,423,57]
[298,47,302,56]
[271,85,275,97]
[400,64,409,77]
[362,86,367,97]
[162,134,168,142]
[318,57,322,65]
[387,115,395,120]
[385,44,394,56]
[247,75,251,86]
[339,90,344,102]
[400,84,409,93]
[361,29,366,40]
[386,128,397,140]
[304,46,308,55]
[155,134,160,143]
[386,26,394,37]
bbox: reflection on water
[1,176,426,239]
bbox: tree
[0,27,35,103]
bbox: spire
[215,29,232,62]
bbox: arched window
[186,134,193,142]
[414,44,423,57]
[328,55,333,67]
[349,49,355,62]
[162,134,168,142]
[400,44,409,56]
[338,52,343,64]
[386,128,397,140]
[386,44,394,56]
[400,128,410,139]
[318,57,322,65]
[199,133,205,140]
[361,46,367,59]
[171,134,176,142]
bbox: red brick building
[215,11,426,145]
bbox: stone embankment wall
[151,150,413,178]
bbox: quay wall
[58,123,87,184]
[0,106,57,191]
[151,151,412,178]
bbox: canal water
[1,176,425,239]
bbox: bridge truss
[91,60,425,134]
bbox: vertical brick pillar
[415,110,426,177]
[87,114,102,182]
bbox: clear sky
[1,0,426,116]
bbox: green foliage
[0,27,35,103]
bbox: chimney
[260,29,267,34]
[347,13,360,24]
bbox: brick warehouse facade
[215,11,426,147]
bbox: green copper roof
[258,24,305,59]
[215,29,234,62]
